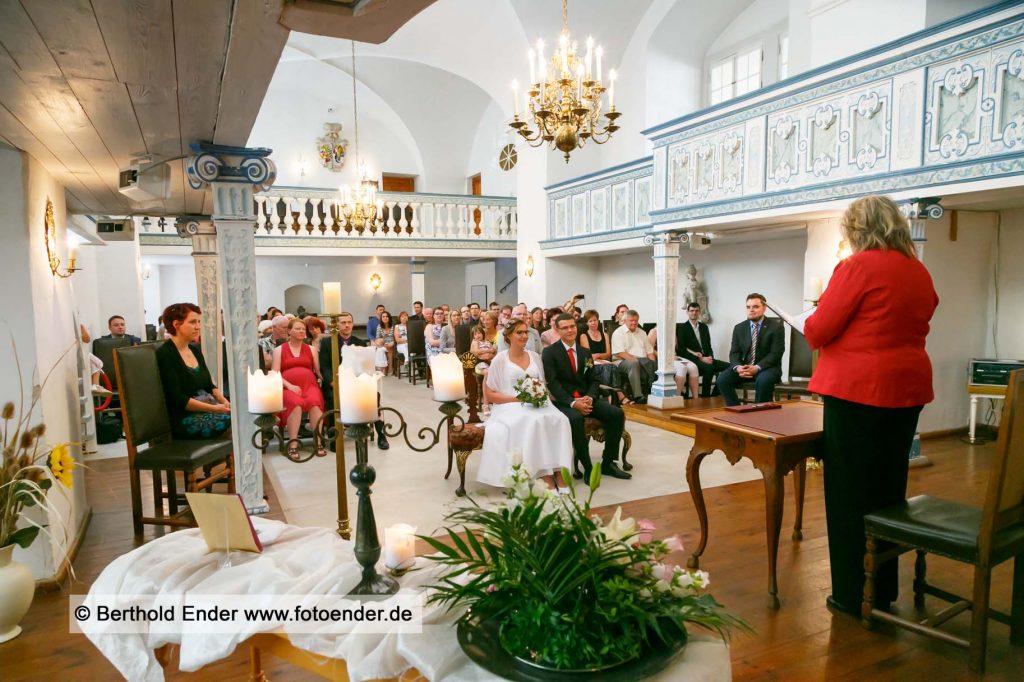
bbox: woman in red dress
[272,318,326,457]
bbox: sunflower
[48,443,74,488]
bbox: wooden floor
[2,436,1022,681]
[622,395,729,437]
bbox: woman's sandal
[619,394,635,406]
[286,445,302,461]
[315,444,328,457]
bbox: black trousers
[716,366,782,405]
[694,358,730,396]
[553,398,625,473]
[822,396,922,610]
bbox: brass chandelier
[509,0,621,163]
[337,40,381,233]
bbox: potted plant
[422,460,749,675]
[0,395,75,643]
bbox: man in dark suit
[318,312,389,449]
[676,302,730,397]
[716,293,785,406]
[408,301,424,322]
[101,315,142,346]
[542,313,630,481]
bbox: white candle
[338,366,378,424]
[323,282,342,315]
[560,34,569,75]
[383,523,417,571]
[536,39,545,77]
[609,69,616,108]
[585,37,593,78]
[808,277,824,301]
[247,367,283,414]
[595,46,603,82]
[430,353,466,402]
[576,63,584,99]
[511,79,519,116]
[528,48,536,84]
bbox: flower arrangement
[1,402,75,549]
[513,375,548,408]
[422,462,749,670]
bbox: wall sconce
[141,263,152,281]
[525,254,535,277]
[369,272,382,291]
[44,198,80,278]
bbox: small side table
[968,384,1007,443]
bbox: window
[778,35,789,81]
[709,46,762,105]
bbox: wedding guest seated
[578,309,631,405]
[678,302,730,397]
[611,303,629,327]
[477,319,572,491]
[263,306,282,321]
[102,315,142,346]
[529,306,544,332]
[373,310,398,375]
[425,307,448,359]
[155,303,231,439]
[611,310,656,404]
[260,315,290,368]
[439,309,461,354]
[543,314,630,481]
[540,307,564,347]
[647,326,699,399]
[716,293,786,406]
[497,304,513,331]
[367,304,385,339]
[272,319,326,458]
[395,311,409,366]
[304,316,326,349]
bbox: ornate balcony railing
[138,188,518,245]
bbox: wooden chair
[405,320,428,386]
[113,345,235,537]
[862,369,1024,673]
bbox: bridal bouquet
[513,375,548,408]
[422,463,749,670]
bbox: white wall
[0,148,89,579]
[157,263,198,315]
[465,260,496,307]
[424,259,468,311]
[993,209,1024,359]
[494,258,519,304]
[466,100,517,197]
[92,238,146,339]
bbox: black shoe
[601,462,632,480]
[377,433,390,450]
[825,596,859,616]
[634,396,647,405]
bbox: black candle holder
[345,421,399,596]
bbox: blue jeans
[716,366,782,406]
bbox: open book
[185,492,263,554]
[764,303,817,335]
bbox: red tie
[568,347,581,398]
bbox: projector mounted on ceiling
[118,161,170,202]
[95,219,135,242]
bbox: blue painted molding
[538,225,651,250]
[642,0,1024,139]
[140,234,516,249]
[544,156,655,192]
[650,151,1024,224]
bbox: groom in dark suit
[542,314,630,480]
[716,293,785,406]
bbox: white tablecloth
[82,518,731,681]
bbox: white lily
[599,506,638,543]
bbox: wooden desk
[673,401,824,609]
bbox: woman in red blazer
[804,195,938,616]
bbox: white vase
[0,544,35,643]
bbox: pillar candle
[383,523,417,570]
[808,277,824,301]
[247,368,283,414]
[323,282,342,315]
[430,353,466,401]
[338,366,378,424]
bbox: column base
[246,500,271,515]
[647,395,686,410]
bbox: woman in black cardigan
[155,302,231,439]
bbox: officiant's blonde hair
[841,195,916,259]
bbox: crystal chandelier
[509,0,621,163]
[337,41,381,233]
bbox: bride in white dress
[477,319,573,489]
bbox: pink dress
[279,342,324,423]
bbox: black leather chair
[774,328,815,400]
[92,337,131,405]
[455,324,472,356]
[405,320,428,385]
[113,345,235,537]
[862,369,1024,673]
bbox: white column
[186,144,277,513]
[176,216,221,387]
[410,258,426,307]
[647,232,686,409]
